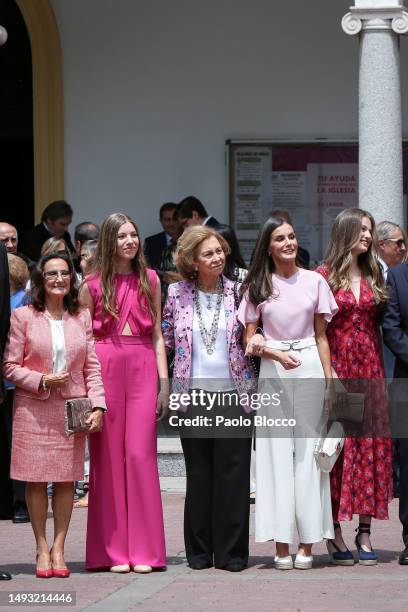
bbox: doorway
[0,0,34,235]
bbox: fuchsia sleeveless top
[86,269,157,339]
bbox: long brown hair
[31,253,80,314]
[95,212,156,322]
[323,208,387,304]
[241,217,293,304]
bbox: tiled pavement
[0,494,407,611]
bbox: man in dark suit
[178,196,221,229]
[0,242,12,580]
[20,200,75,262]
[383,262,408,565]
[144,202,181,270]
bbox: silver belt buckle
[281,340,300,351]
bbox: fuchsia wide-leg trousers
[86,336,166,569]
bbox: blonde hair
[80,240,98,275]
[41,237,68,256]
[174,226,230,280]
[7,254,29,292]
[96,212,156,322]
[323,208,387,304]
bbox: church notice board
[227,140,408,265]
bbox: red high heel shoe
[50,548,70,578]
[52,567,70,578]
[36,553,53,578]
[35,568,53,578]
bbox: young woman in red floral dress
[316,208,393,566]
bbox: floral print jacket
[161,276,256,397]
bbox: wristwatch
[42,377,48,391]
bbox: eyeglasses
[1,237,17,243]
[385,238,406,248]
[43,270,71,279]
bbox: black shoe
[222,561,246,572]
[12,503,30,524]
[0,571,12,580]
[189,560,212,570]
[399,546,408,565]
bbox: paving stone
[0,495,405,611]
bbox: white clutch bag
[314,421,345,473]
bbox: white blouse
[191,290,233,391]
[50,320,67,373]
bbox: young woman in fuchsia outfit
[81,213,168,574]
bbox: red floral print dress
[316,265,393,521]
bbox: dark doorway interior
[0,0,34,235]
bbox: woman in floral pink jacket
[162,225,255,573]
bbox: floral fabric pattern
[316,265,393,521]
[161,276,256,398]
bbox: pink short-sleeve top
[238,268,338,341]
[85,269,157,338]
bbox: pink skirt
[11,389,86,482]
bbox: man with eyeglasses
[377,221,407,281]
[377,221,406,380]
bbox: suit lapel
[403,263,408,288]
[62,310,74,370]
[36,310,55,372]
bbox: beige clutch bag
[64,398,93,436]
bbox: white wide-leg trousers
[255,341,334,544]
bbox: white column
[342,1,408,226]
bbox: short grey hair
[377,220,402,240]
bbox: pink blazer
[3,305,106,410]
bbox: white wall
[50,0,408,238]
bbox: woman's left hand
[86,408,104,433]
[156,391,169,421]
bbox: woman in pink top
[80,213,168,574]
[238,217,338,570]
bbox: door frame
[15,0,64,222]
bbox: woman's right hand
[245,333,265,357]
[42,372,69,388]
[276,350,301,370]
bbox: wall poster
[228,141,408,266]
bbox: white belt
[265,336,316,351]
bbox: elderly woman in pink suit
[3,252,105,578]
[162,225,255,572]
